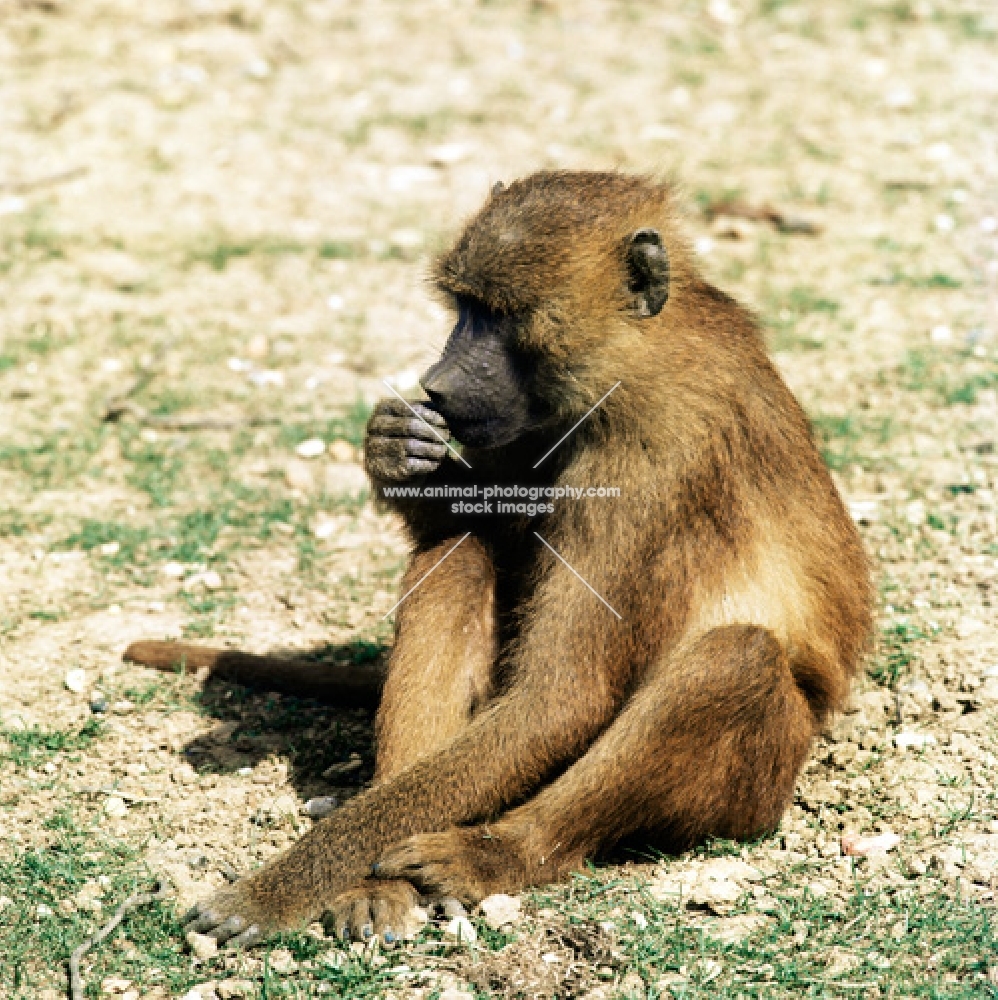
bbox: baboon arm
[122,641,385,706]
[186,606,627,934]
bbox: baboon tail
[123,641,385,707]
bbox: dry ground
[1,1,997,997]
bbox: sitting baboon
[125,171,872,948]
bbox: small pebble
[268,948,298,973]
[327,439,356,463]
[303,796,338,819]
[894,731,936,750]
[104,796,128,818]
[64,669,87,694]
[841,831,900,856]
[248,370,284,388]
[101,978,133,994]
[478,893,521,930]
[295,437,326,459]
[181,985,219,1000]
[186,930,219,960]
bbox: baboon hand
[373,828,529,905]
[364,397,451,483]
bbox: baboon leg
[328,536,497,943]
[374,535,497,784]
[374,625,816,902]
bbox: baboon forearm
[246,681,614,910]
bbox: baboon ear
[492,181,505,197]
[626,228,670,318]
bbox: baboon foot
[183,881,282,950]
[325,879,424,944]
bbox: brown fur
[123,171,872,945]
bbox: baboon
[124,171,872,948]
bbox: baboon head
[422,171,677,449]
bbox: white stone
[478,893,521,930]
[841,831,901,856]
[848,499,879,523]
[428,143,471,166]
[64,669,87,693]
[104,796,128,818]
[248,370,285,388]
[295,437,326,459]
[893,731,936,750]
[187,930,219,960]
[327,439,356,463]
[303,796,338,820]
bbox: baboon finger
[372,398,448,427]
[367,413,451,443]
[371,896,401,945]
[349,897,374,940]
[366,434,447,461]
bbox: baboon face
[423,184,672,452]
[420,300,540,449]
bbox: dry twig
[68,878,172,1000]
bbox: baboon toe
[181,883,287,948]
[325,879,424,944]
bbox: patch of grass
[896,349,998,406]
[871,269,963,289]
[0,719,104,769]
[278,398,373,450]
[871,620,926,689]
[0,809,195,999]
[0,429,104,489]
[186,233,363,271]
[59,519,152,566]
[809,412,894,471]
[186,234,311,271]
[522,864,997,999]
[765,285,840,351]
[0,209,65,274]
[0,509,52,537]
